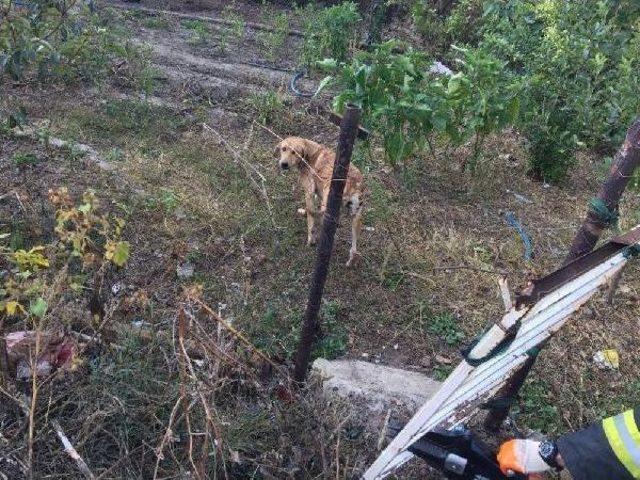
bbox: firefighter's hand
[497,439,551,477]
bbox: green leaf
[78,203,92,214]
[30,298,48,318]
[317,58,338,70]
[314,76,333,96]
[111,241,130,267]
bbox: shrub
[299,2,361,68]
[256,12,290,63]
[0,0,151,86]
[411,0,485,53]
[321,40,519,169]
[479,0,640,181]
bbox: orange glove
[497,439,552,478]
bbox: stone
[312,358,442,413]
[176,261,195,280]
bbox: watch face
[539,441,556,460]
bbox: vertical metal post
[293,105,361,382]
[485,117,640,431]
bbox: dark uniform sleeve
[557,409,640,480]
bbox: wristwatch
[538,440,561,470]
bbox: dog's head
[273,137,307,171]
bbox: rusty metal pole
[565,118,640,263]
[485,118,640,431]
[293,105,361,382]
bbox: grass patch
[257,12,290,62]
[428,312,465,346]
[182,19,210,45]
[314,300,348,360]
[245,91,284,126]
[433,364,454,381]
[64,99,188,148]
[143,15,171,30]
[517,378,561,434]
[13,151,39,166]
[367,177,395,223]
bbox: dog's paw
[306,237,317,247]
[345,251,360,267]
[297,208,306,217]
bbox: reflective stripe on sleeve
[603,410,640,479]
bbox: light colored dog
[274,136,364,267]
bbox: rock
[312,358,442,413]
[176,261,194,280]
[435,354,452,365]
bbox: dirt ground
[1,1,639,479]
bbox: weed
[367,177,394,223]
[147,189,180,213]
[517,378,561,434]
[433,364,454,381]
[106,147,126,162]
[67,99,187,147]
[143,16,171,30]
[257,12,290,63]
[246,90,284,125]
[252,305,300,358]
[428,312,465,346]
[217,6,245,54]
[382,271,404,291]
[314,300,348,360]
[182,19,210,45]
[299,2,361,68]
[12,152,39,167]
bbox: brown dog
[274,136,364,266]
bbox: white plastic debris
[593,349,619,370]
[429,61,454,76]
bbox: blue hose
[290,70,314,98]
[505,212,533,262]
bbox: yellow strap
[603,410,640,479]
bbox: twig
[202,122,278,229]
[27,330,41,480]
[185,294,281,373]
[0,190,26,212]
[51,420,96,480]
[176,309,228,480]
[152,394,184,480]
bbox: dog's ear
[273,143,281,158]
[293,139,306,160]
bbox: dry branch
[51,420,96,480]
[185,294,280,372]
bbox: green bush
[479,0,640,181]
[0,0,150,86]
[321,40,519,169]
[299,2,361,68]
[411,0,485,53]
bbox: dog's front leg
[346,206,363,267]
[304,189,319,246]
